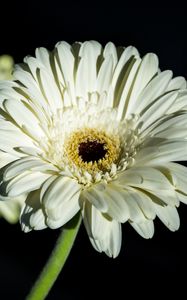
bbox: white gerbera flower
[0,41,187,257]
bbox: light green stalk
[26,212,82,300]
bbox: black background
[1,1,187,299]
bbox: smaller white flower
[0,195,24,223]
[0,153,25,223]
[0,55,14,80]
[0,55,24,223]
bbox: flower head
[0,55,14,80]
[0,41,187,257]
[0,54,24,223]
[0,194,24,223]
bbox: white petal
[112,45,139,89]
[146,189,179,207]
[166,76,187,91]
[24,56,46,79]
[149,114,187,139]
[37,68,63,111]
[82,183,130,223]
[154,204,180,231]
[46,192,80,229]
[40,175,58,200]
[82,183,108,212]
[161,163,187,197]
[45,217,68,229]
[104,220,122,258]
[4,99,44,139]
[0,88,49,132]
[167,91,187,113]
[176,191,187,205]
[118,166,173,191]
[42,176,80,211]
[55,41,76,105]
[81,199,108,240]
[136,139,187,165]
[0,86,28,104]
[42,176,81,226]
[75,41,102,97]
[16,146,42,157]
[0,80,17,89]
[116,58,141,120]
[96,55,114,94]
[0,152,17,168]
[35,47,54,75]
[103,42,118,66]
[20,190,47,231]
[116,188,146,223]
[3,157,51,180]
[8,90,51,129]
[21,208,33,232]
[0,126,35,155]
[29,208,47,230]
[130,219,154,239]
[148,112,187,135]
[132,70,173,115]
[6,172,50,197]
[138,91,178,132]
[126,188,156,220]
[125,53,159,117]
[13,68,49,113]
[82,201,122,258]
[103,184,130,222]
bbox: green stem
[26,212,82,300]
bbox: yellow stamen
[65,128,120,173]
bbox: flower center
[65,128,120,173]
[41,107,140,185]
[78,140,107,163]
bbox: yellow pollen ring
[65,128,120,172]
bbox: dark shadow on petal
[63,211,82,230]
[0,164,14,197]
[20,190,42,231]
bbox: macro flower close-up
[0,41,187,259]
